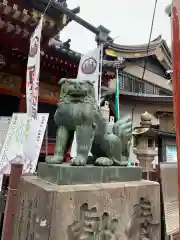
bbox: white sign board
[0,117,11,151]
[166,146,177,163]
[0,113,48,187]
[23,115,48,172]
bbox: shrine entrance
[0,94,20,117]
[0,72,23,117]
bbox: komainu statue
[46,78,132,166]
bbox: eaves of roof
[108,35,163,53]
[46,45,81,63]
[102,86,173,104]
[105,35,171,71]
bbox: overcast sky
[60,0,172,53]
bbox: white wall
[125,63,172,91]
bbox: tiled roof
[107,35,171,61]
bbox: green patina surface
[46,78,132,167]
[38,163,142,185]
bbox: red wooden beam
[172,0,180,217]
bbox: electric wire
[142,0,158,81]
[131,0,157,125]
[43,0,53,16]
[129,0,158,156]
[43,0,66,16]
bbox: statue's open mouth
[68,91,87,97]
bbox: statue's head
[59,78,95,101]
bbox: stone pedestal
[37,162,142,185]
[13,176,160,240]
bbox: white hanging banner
[0,113,48,189]
[77,46,101,103]
[71,47,102,158]
[26,16,43,119]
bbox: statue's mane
[58,78,94,87]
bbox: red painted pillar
[19,79,26,112]
[172,0,180,214]
[19,95,26,112]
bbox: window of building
[119,72,133,92]
[123,76,131,92]
[118,71,171,96]
[134,80,145,94]
[154,86,159,95]
[119,76,125,90]
[126,74,133,92]
[145,83,154,94]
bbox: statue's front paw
[46,155,64,164]
[110,157,128,166]
[71,155,87,166]
[95,157,113,166]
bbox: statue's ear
[58,78,66,86]
[58,78,67,94]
